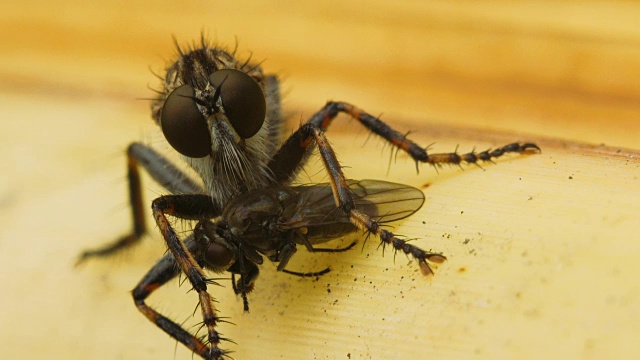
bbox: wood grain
[1,1,639,359]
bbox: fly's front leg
[151,194,225,359]
[310,101,540,170]
[311,126,447,276]
[76,143,205,265]
[271,124,445,276]
[132,235,216,359]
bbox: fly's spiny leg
[151,195,224,359]
[76,143,206,265]
[310,127,446,274]
[309,101,540,168]
[282,125,445,276]
[349,210,446,276]
[132,235,225,359]
[425,142,541,168]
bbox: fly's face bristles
[152,43,280,205]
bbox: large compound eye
[209,69,266,139]
[161,84,212,158]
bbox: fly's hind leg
[76,143,205,265]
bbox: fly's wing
[282,180,425,243]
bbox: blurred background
[3,0,639,145]
[1,1,639,359]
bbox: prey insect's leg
[299,235,358,253]
[269,235,355,279]
[274,125,445,275]
[270,101,539,182]
[278,241,356,278]
[282,268,331,277]
[230,257,260,312]
[275,234,356,270]
[151,194,225,360]
[76,143,206,265]
[132,235,216,359]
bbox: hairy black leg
[151,195,224,359]
[318,127,447,275]
[268,101,540,183]
[311,101,540,168]
[350,211,446,276]
[76,143,206,265]
[278,125,446,276]
[132,235,221,359]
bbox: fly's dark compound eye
[209,69,266,139]
[161,84,212,158]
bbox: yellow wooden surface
[1,1,639,359]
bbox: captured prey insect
[76,36,540,360]
[188,179,432,314]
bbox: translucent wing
[281,180,425,243]
[349,179,426,222]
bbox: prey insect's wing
[348,179,426,223]
[282,180,425,242]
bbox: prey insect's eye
[209,69,266,139]
[205,242,236,269]
[161,84,212,158]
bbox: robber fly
[77,36,540,359]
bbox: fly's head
[152,44,275,203]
